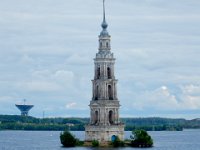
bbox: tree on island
[60,131,78,147]
[130,129,153,147]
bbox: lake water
[0,130,200,150]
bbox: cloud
[132,86,179,111]
[65,102,77,109]
[16,81,62,92]
[179,84,200,110]
[181,95,200,110]
[123,85,200,113]
[65,54,90,65]
[181,84,200,96]
[0,96,14,103]
[53,70,74,84]
[0,0,200,118]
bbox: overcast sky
[0,0,200,119]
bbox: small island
[60,129,153,148]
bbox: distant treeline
[0,115,200,131]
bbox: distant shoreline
[0,115,200,131]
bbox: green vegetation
[111,136,124,147]
[125,124,183,131]
[60,131,80,147]
[0,115,87,131]
[92,140,99,147]
[0,115,200,131]
[130,129,153,147]
[122,117,185,131]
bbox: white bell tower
[85,0,124,142]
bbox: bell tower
[85,0,124,142]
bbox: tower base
[85,124,124,142]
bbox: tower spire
[101,0,108,30]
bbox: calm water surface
[0,130,200,150]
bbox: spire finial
[103,0,106,22]
[101,0,108,29]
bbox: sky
[0,0,200,119]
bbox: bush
[130,129,153,147]
[76,140,84,146]
[111,136,124,147]
[92,140,99,147]
[60,131,77,147]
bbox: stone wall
[85,124,124,142]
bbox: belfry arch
[107,67,111,79]
[109,110,114,124]
[108,85,112,100]
[100,42,102,48]
[94,110,98,124]
[95,85,99,100]
[97,67,100,79]
[106,42,109,48]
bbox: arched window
[94,111,98,124]
[97,67,100,79]
[107,67,111,79]
[106,42,109,48]
[95,86,99,100]
[109,110,114,124]
[99,41,103,49]
[108,85,113,100]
